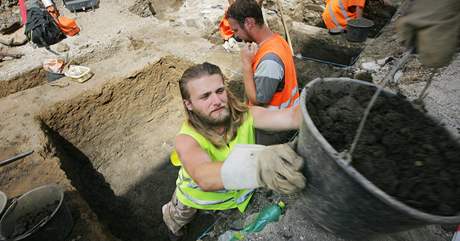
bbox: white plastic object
[453,225,460,241]
[64,65,90,79]
[42,0,53,7]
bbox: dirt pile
[307,84,460,216]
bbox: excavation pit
[299,38,362,67]
[39,57,214,241]
[0,67,47,98]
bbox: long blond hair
[179,62,248,147]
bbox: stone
[393,70,403,83]
[56,43,70,52]
[354,71,373,82]
[361,61,380,72]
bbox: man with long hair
[162,62,305,240]
[226,0,299,145]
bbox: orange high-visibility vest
[322,0,365,32]
[251,34,299,109]
[219,11,234,40]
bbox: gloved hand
[221,144,306,194]
[223,36,239,52]
[397,0,460,68]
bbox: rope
[415,70,437,102]
[343,49,413,164]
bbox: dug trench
[38,56,219,241]
[306,83,460,216]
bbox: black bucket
[296,78,460,240]
[346,18,374,42]
[0,185,73,241]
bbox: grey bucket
[0,185,73,241]
[296,78,460,240]
[346,18,374,42]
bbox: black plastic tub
[296,77,460,240]
[346,18,374,42]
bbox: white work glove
[221,144,306,194]
[223,37,240,52]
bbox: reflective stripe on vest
[267,85,300,110]
[174,113,256,212]
[252,34,299,109]
[324,0,362,32]
[326,0,343,32]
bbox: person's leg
[162,191,197,237]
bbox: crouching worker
[322,0,365,34]
[162,62,306,240]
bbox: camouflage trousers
[162,191,197,235]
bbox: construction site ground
[0,0,458,240]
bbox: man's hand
[397,0,460,68]
[221,144,306,194]
[240,42,258,70]
[257,144,306,194]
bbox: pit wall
[0,67,46,98]
[39,56,192,241]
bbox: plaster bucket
[0,185,73,241]
[346,18,374,42]
[296,77,460,240]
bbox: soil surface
[307,83,460,216]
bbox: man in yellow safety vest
[162,62,306,240]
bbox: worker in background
[322,0,365,34]
[397,0,460,68]
[226,0,299,145]
[220,0,263,52]
[162,62,305,240]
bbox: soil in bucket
[9,200,60,239]
[306,85,460,216]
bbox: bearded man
[162,62,305,240]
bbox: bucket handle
[342,48,414,163]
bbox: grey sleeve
[253,53,285,104]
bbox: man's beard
[194,107,231,126]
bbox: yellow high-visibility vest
[172,113,255,212]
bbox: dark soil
[11,200,60,238]
[363,0,397,38]
[307,84,460,216]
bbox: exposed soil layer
[298,37,362,67]
[0,67,47,98]
[307,84,460,216]
[363,0,397,38]
[38,56,222,241]
[11,200,60,238]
